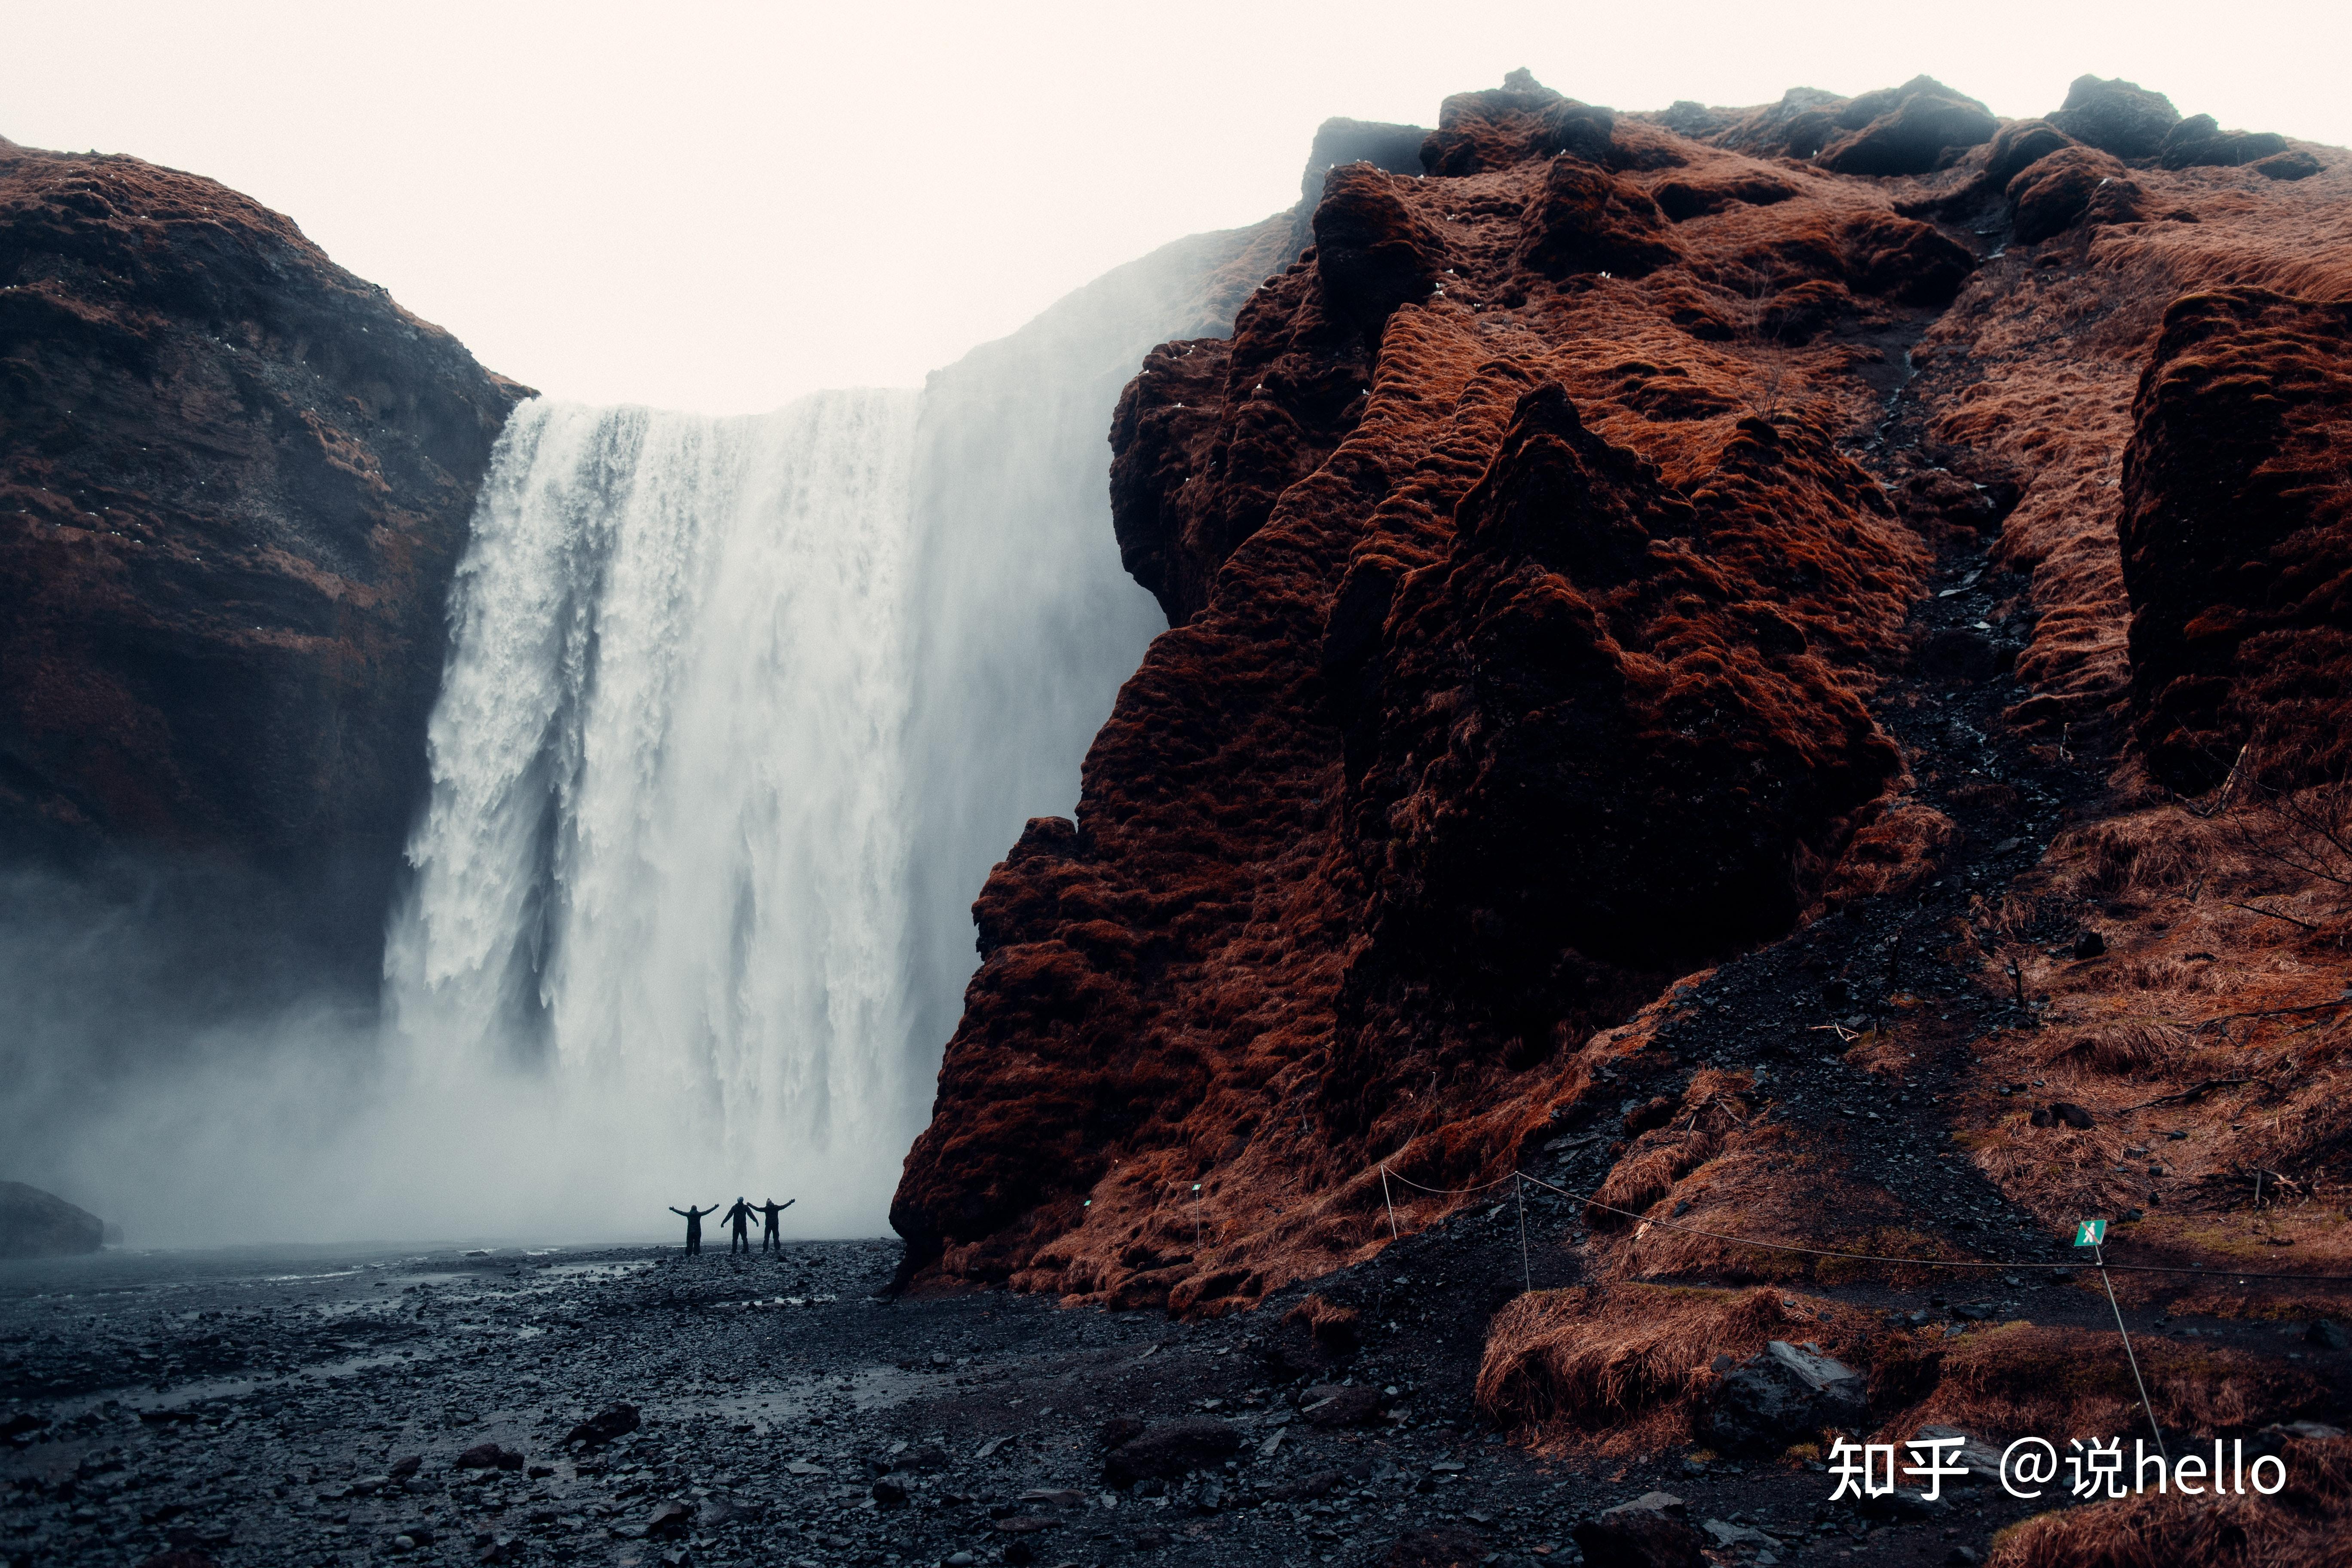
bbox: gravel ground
[0,1216,2202,1568]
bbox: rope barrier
[1377,1163,2352,1284]
[2095,1239,2169,1462]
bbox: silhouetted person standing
[669,1202,719,1256]
[754,1198,795,1253]
[721,1197,756,1256]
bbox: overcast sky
[12,1,2346,413]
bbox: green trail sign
[2073,1219,2107,1247]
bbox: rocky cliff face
[894,65,2352,1351]
[0,137,525,965]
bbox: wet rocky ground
[5,1212,2285,1568]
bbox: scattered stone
[1299,1383,1387,1427]
[389,1455,422,1479]
[870,1477,907,1508]
[1382,1526,1490,1567]
[1102,1416,1241,1486]
[645,1501,696,1539]
[2309,1320,2349,1350]
[456,1442,525,1471]
[2052,1102,2095,1130]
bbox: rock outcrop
[895,66,2352,1334]
[2119,288,2352,789]
[0,1180,103,1257]
[0,137,526,965]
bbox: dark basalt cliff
[0,136,525,963]
[897,63,2352,1385]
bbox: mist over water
[1,221,1274,1248]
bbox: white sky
[11,0,2346,414]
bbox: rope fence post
[1380,1165,1399,1240]
[2095,1240,2169,1463]
[1515,1171,1531,1295]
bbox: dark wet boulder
[0,1182,104,1259]
[1102,1416,1242,1486]
[2052,1102,2096,1130]
[1572,1491,1705,1568]
[2047,75,2181,159]
[2158,114,2290,171]
[563,1402,640,1449]
[1706,1341,1867,1452]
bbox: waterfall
[375,222,1296,1241]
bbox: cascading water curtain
[385,392,925,1235]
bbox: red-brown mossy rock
[2006,147,2145,245]
[1652,172,1798,223]
[897,71,1957,1303]
[2118,288,2352,790]
[1312,163,1453,341]
[1815,76,1997,178]
[1513,159,1682,281]
[1419,69,1573,178]
[1981,119,2076,189]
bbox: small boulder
[2307,1319,2348,1351]
[1299,1384,1387,1428]
[2052,1102,2096,1130]
[645,1501,696,1538]
[563,1402,640,1449]
[1102,1416,1241,1487]
[1706,1341,1866,1452]
[455,1443,525,1472]
[1573,1492,1705,1568]
[870,1478,907,1508]
[388,1455,422,1480]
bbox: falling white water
[385,391,931,1234]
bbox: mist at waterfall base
[0,224,1275,1249]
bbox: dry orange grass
[1476,1283,1877,1455]
[1954,787,2352,1284]
[1876,1320,2331,1446]
[1988,1432,2352,1568]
